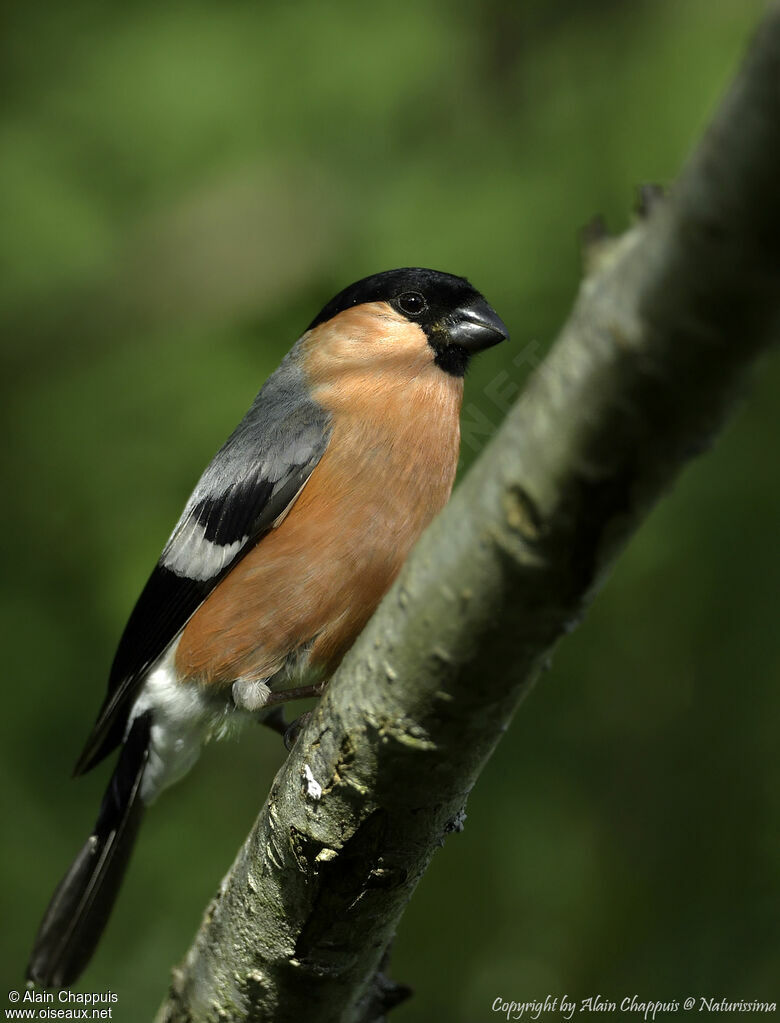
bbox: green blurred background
[2,0,778,1018]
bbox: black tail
[27,712,152,988]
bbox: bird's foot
[283,712,313,751]
[257,681,327,747]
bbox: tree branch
[157,8,780,1022]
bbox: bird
[27,266,509,988]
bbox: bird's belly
[174,498,418,687]
[174,412,460,690]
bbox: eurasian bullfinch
[27,267,509,988]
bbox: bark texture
[157,8,780,1022]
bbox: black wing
[74,355,331,775]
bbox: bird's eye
[397,291,427,317]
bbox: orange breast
[175,306,463,689]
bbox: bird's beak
[448,298,510,352]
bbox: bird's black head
[307,267,509,377]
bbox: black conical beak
[449,298,510,352]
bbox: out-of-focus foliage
[2,1,776,1019]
